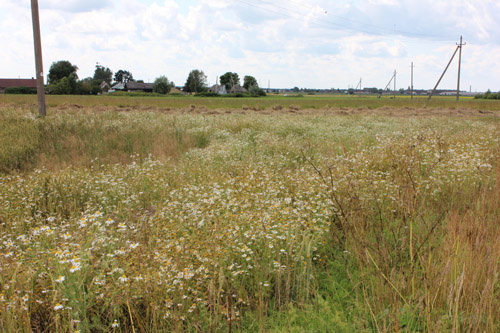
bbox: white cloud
[0,0,499,91]
[40,0,113,13]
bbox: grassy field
[1,96,500,331]
[2,93,500,111]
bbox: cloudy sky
[1,0,499,91]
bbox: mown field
[3,93,500,111]
[1,95,500,332]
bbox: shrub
[4,86,37,94]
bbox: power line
[233,0,454,41]
[257,0,448,39]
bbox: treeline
[475,90,500,100]
[25,60,266,97]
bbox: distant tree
[93,64,113,84]
[292,86,300,92]
[183,70,207,94]
[153,76,174,94]
[365,87,380,94]
[47,60,78,84]
[248,84,266,97]
[243,75,258,90]
[114,70,134,83]
[47,76,78,94]
[220,72,240,91]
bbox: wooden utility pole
[393,70,397,98]
[456,36,466,101]
[31,0,46,117]
[383,70,397,97]
[428,36,465,101]
[410,62,414,100]
[355,77,362,90]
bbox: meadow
[1,94,500,331]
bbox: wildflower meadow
[1,100,499,331]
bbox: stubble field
[1,95,500,332]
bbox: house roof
[125,82,154,90]
[111,83,126,90]
[209,84,227,94]
[0,78,37,89]
[230,84,247,93]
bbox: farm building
[110,82,154,93]
[229,84,247,94]
[125,82,154,93]
[0,78,37,93]
[209,84,227,95]
[99,81,111,93]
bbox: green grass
[2,93,500,111]
[0,103,499,331]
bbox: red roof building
[0,78,37,93]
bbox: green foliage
[114,70,134,83]
[3,86,37,94]
[220,72,240,90]
[194,91,220,97]
[47,76,79,95]
[153,76,174,94]
[248,84,266,96]
[109,91,174,97]
[183,69,207,93]
[475,90,500,100]
[47,60,78,84]
[243,75,258,90]
[93,64,113,85]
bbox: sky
[1,0,499,91]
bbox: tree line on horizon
[32,60,266,97]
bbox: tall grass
[0,108,210,172]
[0,105,499,331]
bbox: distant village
[0,60,480,97]
[0,77,479,97]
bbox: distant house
[229,84,247,94]
[209,84,227,95]
[110,82,125,92]
[125,82,154,93]
[99,81,111,93]
[109,82,153,93]
[0,78,37,93]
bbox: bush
[4,86,37,94]
[476,90,500,100]
[153,76,174,94]
[195,92,220,97]
[109,91,168,97]
[248,85,267,97]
